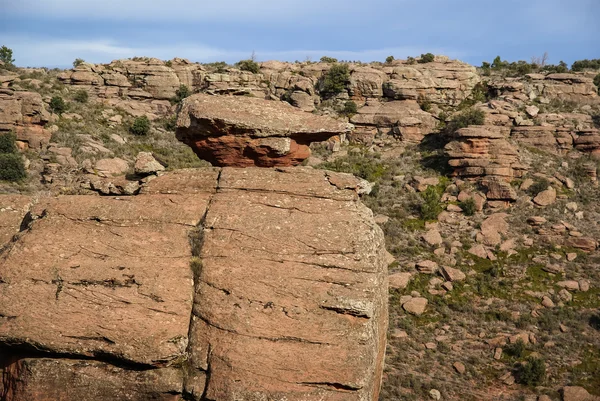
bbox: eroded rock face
[0,89,51,150]
[176,94,351,166]
[0,167,388,401]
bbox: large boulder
[0,90,51,149]
[0,167,388,401]
[176,94,351,167]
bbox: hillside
[1,54,600,401]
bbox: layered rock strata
[0,167,388,401]
[175,94,352,166]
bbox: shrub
[73,89,88,103]
[204,61,228,73]
[72,58,85,68]
[571,59,600,72]
[420,186,443,220]
[385,56,395,64]
[341,100,358,116]
[594,74,600,94]
[320,63,350,97]
[418,53,435,63]
[406,56,416,65]
[505,339,526,358]
[130,116,151,136]
[172,84,191,104]
[0,154,26,182]
[459,198,476,216]
[444,108,485,135]
[165,60,173,67]
[526,178,549,196]
[0,132,18,154]
[418,95,431,112]
[49,96,67,114]
[0,45,15,67]
[318,151,386,182]
[320,56,338,63]
[516,357,546,386]
[235,59,260,73]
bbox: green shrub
[0,45,15,67]
[594,74,600,94]
[203,61,228,73]
[418,95,431,112]
[420,186,443,220]
[571,59,600,72]
[516,357,546,386]
[459,198,476,216]
[165,60,173,67]
[73,89,88,103]
[341,100,358,116]
[406,56,416,65]
[318,151,386,182]
[72,58,85,68]
[235,59,260,73]
[0,132,18,154]
[130,116,151,136]
[0,154,26,182]
[320,63,350,97]
[526,177,549,196]
[505,339,526,358]
[320,56,338,63]
[444,108,485,135]
[418,53,435,63]
[385,56,395,64]
[49,96,67,114]
[172,84,191,104]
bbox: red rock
[176,94,350,167]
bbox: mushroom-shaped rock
[175,94,352,167]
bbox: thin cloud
[6,35,465,67]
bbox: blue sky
[1,0,598,68]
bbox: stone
[468,244,488,259]
[566,237,597,253]
[494,347,503,360]
[556,281,580,291]
[429,389,442,400]
[403,297,428,316]
[533,186,557,206]
[525,105,539,117]
[416,260,439,274]
[562,386,600,401]
[94,157,129,177]
[135,152,165,175]
[422,229,443,246]
[453,361,466,374]
[579,280,590,292]
[176,93,351,167]
[566,253,578,261]
[440,266,466,282]
[542,296,555,308]
[0,167,388,401]
[389,272,413,289]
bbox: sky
[1,0,598,68]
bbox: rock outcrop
[176,94,351,166]
[0,167,388,401]
[0,89,52,150]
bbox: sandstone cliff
[0,167,388,401]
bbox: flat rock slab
[0,167,388,401]
[176,94,351,167]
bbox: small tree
[406,56,416,65]
[49,96,67,114]
[0,132,25,182]
[0,132,18,154]
[73,58,85,68]
[320,63,350,97]
[172,84,191,103]
[0,45,15,67]
[420,186,443,220]
[516,357,546,386]
[340,100,358,116]
[459,198,477,216]
[385,56,395,64]
[130,116,151,136]
[320,56,338,63]
[73,89,88,103]
[418,53,435,63]
[236,59,260,73]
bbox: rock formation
[175,94,352,166]
[0,89,51,150]
[0,167,388,401]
